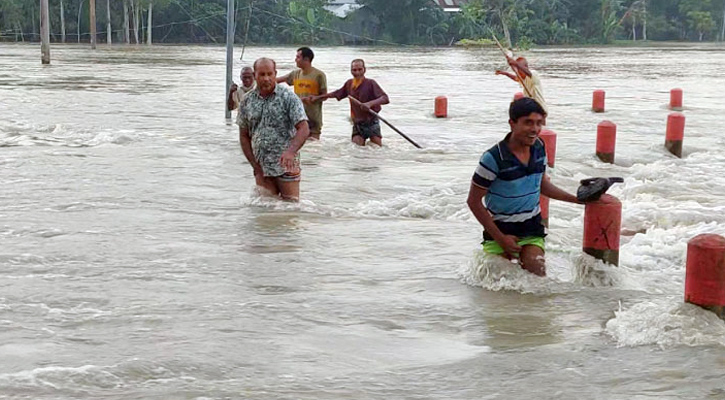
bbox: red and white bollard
[670,88,683,111]
[596,121,616,164]
[539,129,557,168]
[434,96,447,118]
[583,194,621,266]
[665,112,685,158]
[685,234,725,319]
[540,175,550,228]
[592,90,606,113]
[538,131,556,228]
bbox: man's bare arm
[288,120,310,153]
[496,70,519,82]
[279,120,310,171]
[467,183,521,254]
[541,175,580,204]
[276,73,291,84]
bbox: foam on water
[0,365,123,391]
[0,120,137,147]
[605,300,725,349]
[458,250,630,295]
[241,182,473,221]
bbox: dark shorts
[352,120,381,140]
[308,119,321,136]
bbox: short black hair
[509,97,547,122]
[351,59,365,68]
[297,47,314,62]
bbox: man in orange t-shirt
[277,47,327,140]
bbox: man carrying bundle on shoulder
[496,55,548,116]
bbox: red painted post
[540,175,550,228]
[665,113,685,158]
[670,88,683,111]
[434,96,447,118]
[592,90,606,113]
[539,129,557,168]
[583,194,621,266]
[596,121,616,164]
[685,234,725,319]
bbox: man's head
[350,59,366,78]
[240,66,254,88]
[295,47,314,68]
[516,56,529,68]
[253,58,277,95]
[508,98,547,147]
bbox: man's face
[350,61,365,78]
[241,70,254,88]
[294,51,304,68]
[509,113,545,147]
[254,61,277,94]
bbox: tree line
[1,0,724,45]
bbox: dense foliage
[1,0,724,45]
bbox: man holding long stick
[496,55,548,115]
[312,59,389,147]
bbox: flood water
[2,42,725,399]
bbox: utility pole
[106,0,112,44]
[643,0,647,41]
[90,0,97,49]
[225,0,235,120]
[60,0,66,43]
[721,0,724,42]
[41,0,51,64]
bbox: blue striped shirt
[472,134,547,239]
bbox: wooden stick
[349,96,422,149]
[489,29,534,98]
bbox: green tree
[687,10,715,40]
[358,0,435,44]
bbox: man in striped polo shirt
[467,98,579,276]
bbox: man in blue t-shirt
[467,98,580,276]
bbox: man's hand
[301,96,314,105]
[360,102,373,113]
[280,150,297,172]
[497,234,522,255]
[230,83,238,92]
[495,70,503,75]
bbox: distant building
[430,0,469,12]
[327,0,380,45]
[325,0,363,18]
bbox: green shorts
[482,236,545,257]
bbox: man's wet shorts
[278,169,301,182]
[352,119,381,140]
[482,236,545,257]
